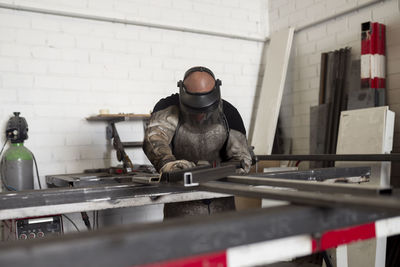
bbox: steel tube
[295,0,383,32]
[256,153,400,162]
[224,176,389,196]
[200,181,400,213]
[254,166,371,181]
[0,3,267,42]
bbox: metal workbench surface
[0,183,229,220]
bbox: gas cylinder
[1,112,34,191]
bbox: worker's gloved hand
[235,168,246,175]
[160,160,196,173]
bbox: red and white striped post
[361,21,386,106]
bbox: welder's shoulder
[152,94,179,113]
[222,100,246,135]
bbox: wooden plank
[86,113,150,122]
[250,28,294,155]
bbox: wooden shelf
[86,113,151,122]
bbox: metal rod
[295,0,383,32]
[224,176,389,196]
[0,3,268,43]
[200,181,400,213]
[255,166,371,181]
[256,153,400,162]
[121,141,143,148]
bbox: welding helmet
[177,66,222,114]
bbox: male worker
[143,66,252,217]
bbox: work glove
[235,168,246,175]
[160,160,196,173]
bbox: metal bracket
[183,172,198,187]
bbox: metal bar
[183,165,236,186]
[0,3,268,43]
[295,0,383,32]
[121,141,143,148]
[224,176,389,196]
[254,166,371,181]
[256,154,400,162]
[0,183,229,220]
[110,122,135,172]
[0,205,393,267]
[86,114,150,122]
[161,164,236,186]
[200,181,400,213]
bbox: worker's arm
[142,105,180,172]
[225,129,252,173]
[222,100,252,173]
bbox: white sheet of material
[335,106,395,267]
[251,27,294,155]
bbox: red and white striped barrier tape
[140,216,400,267]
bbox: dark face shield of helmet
[179,85,221,123]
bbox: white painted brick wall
[269,0,400,155]
[0,0,268,188]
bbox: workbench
[0,173,229,220]
[1,162,400,267]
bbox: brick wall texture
[269,0,400,155]
[0,0,268,186]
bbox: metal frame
[199,181,400,213]
[223,176,388,196]
[0,204,394,267]
[4,164,400,219]
[2,164,400,266]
